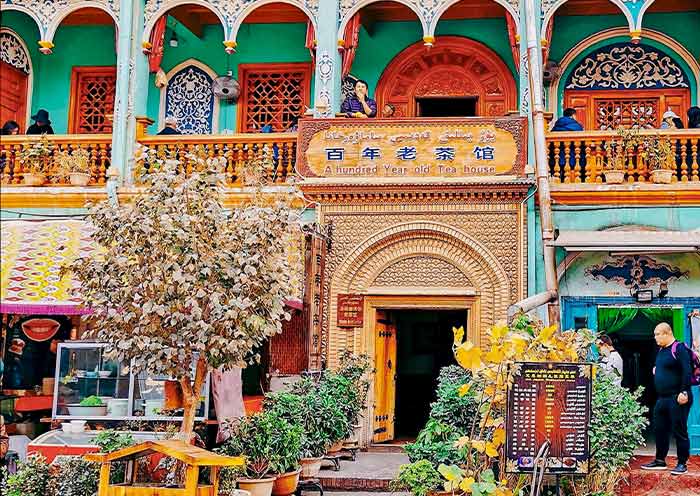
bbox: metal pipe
[507,290,558,322]
[523,0,560,325]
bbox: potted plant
[55,147,92,185]
[390,460,444,496]
[602,128,638,184]
[643,134,675,184]
[18,135,53,186]
[337,351,371,447]
[218,411,301,496]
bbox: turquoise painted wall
[1,12,116,134]
[533,206,700,293]
[146,21,313,133]
[548,12,700,111]
[351,18,518,97]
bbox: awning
[1,220,95,315]
[549,230,700,252]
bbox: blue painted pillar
[312,0,342,117]
[111,0,149,185]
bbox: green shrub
[405,418,464,466]
[1,454,51,496]
[94,430,135,453]
[590,370,648,471]
[337,351,372,426]
[218,410,302,477]
[428,365,478,432]
[390,459,443,496]
[48,457,100,496]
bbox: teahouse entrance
[369,296,478,444]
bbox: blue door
[563,297,700,454]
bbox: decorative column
[312,0,342,117]
[111,0,150,186]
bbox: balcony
[546,129,700,184]
[0,133,297,187]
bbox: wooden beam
[169,8,204,38]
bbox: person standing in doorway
[598,335,623,385]
[642,322,692,475]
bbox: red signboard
[337,294,364,327]
[506,362,592,475]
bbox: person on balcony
[1,121,19,135]
[26,109,54,135]
[381,104,396,118]
[157,116,180,135]
[661,110,684,129]
[341,80,377,118]
[688,107,700,129]
[551,108,583,131]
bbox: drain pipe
[522,0,560,326]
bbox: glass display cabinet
[53,342,210,421]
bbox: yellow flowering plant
[448,314,595,494]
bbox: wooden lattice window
[595,98,659,130]
[238,63,311,133]
[68,66,117,134]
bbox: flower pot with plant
[602,128,639,184]
[55,147,92,186]
[218,411,303,496]
[390,460,444,496]
[643,134,675,184]
[18,135,53,186]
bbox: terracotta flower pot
[299,457,324,478]
[604,169,625,184]
[327,440,344,453]
[271,469,301,496]
[69,172,90,186]
[651,169,673,184]
[238,477,276,496]
[23,173,46,186]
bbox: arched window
[564,43,691,129]
[0,29,32,129]
[163,62,217,134]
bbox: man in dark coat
[642,322,693,475]
[157,116,180,135]
[551,108,583,131]
[26,109,55,134]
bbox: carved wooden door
[68,66,116,134]
[373,310,397,443]
[0,61,28,129]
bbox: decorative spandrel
[506,362,592,475]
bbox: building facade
[1,0,699,448]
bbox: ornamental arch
[551,29,697,129]
[375,36,517,118]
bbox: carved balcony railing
[0,135,112,186]
[546,129,700,183]
[136,133,298,186]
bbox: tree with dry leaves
[68,147,298,437]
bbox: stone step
[316,452,408,491]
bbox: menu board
[505,362,592,475]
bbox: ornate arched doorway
[375,36,517,118]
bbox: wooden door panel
[563,94,591,129]
[0,61,28,129]
[373,310,397,443]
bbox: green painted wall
[532,206,700,293]
[1,12,116,134]
[146,21,313,133]
[548,12,700,111]
[351,18,518,97]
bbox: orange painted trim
[237,62,312,133]
[68,66,117,134]
[547,184,700,206]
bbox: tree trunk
[179,356,207,441]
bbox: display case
[53,342,209,421]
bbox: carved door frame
[375,36,517,118]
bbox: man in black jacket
[642,322,693,475]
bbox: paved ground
[316,452,409,491]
